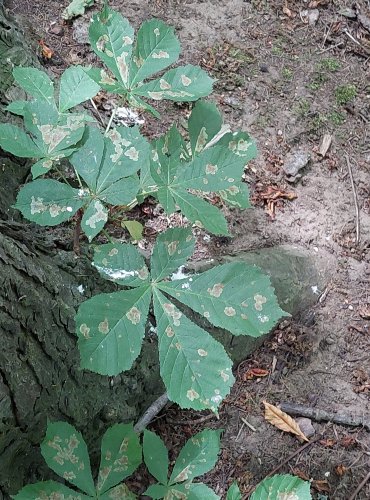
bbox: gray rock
[72,17,89,44]
[297,417,316,437]
[283,150,310,180]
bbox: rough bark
[0,4,163,496]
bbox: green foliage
[226,481,242,500]
[318,57,340,72]
[14,421,141,499]
[85,6,214,115]
[144,429,221,499]
[335,84,357,105]
[62,0,95,20]
[76,227,285,411]
[250,474,312,500]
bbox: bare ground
[6,0,370,498]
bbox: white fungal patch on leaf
[186,389,200,401]
[181,74,192,86]
[98,318,109,334]
[123,36,133,45]
[254,293,267,311]
[224,306,236,317]
[152,50,170,59]
[86,201,107,229]
[163,302,182,326]
[197,349,207,357]
[228,185,240,194]
[205,163,218,175]
[30,196,47,215]
[106,129,131,163]
[137,266,149,280]
[241,313,248,320]
[100,69,116,85]
[117,52,129,84]
[39,124,69,153]
[126,307,141,325]
[207,283,224,297]
[108,248,118,257]
[96,34,109,52]
[79,324,91,338]
[203,178,208,185]
[124,147,139,161]
[159,79,171,90]
[94,265,137,281]
[154,28,160,36]
[220,370,230,382]
[228,178,235,183]
[203,311,210,318]
[258,315,269,323]
[133,55,144,68]
[195,127,208,153]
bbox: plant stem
[105,107,117,135]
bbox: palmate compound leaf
[86,6,213,114]
[14,480,91,500]
[76,286,152,375]
[143,430,169,485]
[169,429,221,484]
[13,179,84,226]
[40,421,95,496]
[153,288,234,412]
[250,474,312,500]
[97,423,141,495]
[158,262,287,337]
[69,125,150,240]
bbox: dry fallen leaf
[312,480,330,493]
[319,438,336,447]
[244,368,269,380]
[263,401,309,441]
[38,39,54,59]
[335,464,348,476]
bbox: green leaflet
[188,100,223,156]
[143,430,169,485]
[13,67,55,105]
[41,422,95,496]
[186,483,220,499]
[121,220,144,241]
[76,227,284,410]
[86,7,213,114]
[14,179,84,226]
[250,474,312,500]
[159,263,287,337]
[5,100,27,115]
[0,123,41,158]
[100,484,137,499]
[82,199,108,242]
[76,286,151,375]
[226,482,242,500]
[169,429,221,484]
[62,0,95,20]
[14,481,91,500]
[59,65,100,112]
[153,288,234,412]
[97,423,141,495]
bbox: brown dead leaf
[283,4,294,18]
[38,39,54,59]
[309,0,329,7]
[335,464,348,476]
[292,469,309,481]
[312,480,330,493]
[319,438,336,447]
[339,435,357,448]
[263,401,309,441]
[244,368,269,380]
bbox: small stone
[282,150,310,179]
[72,18,89,44]
[259,64,269,73]
[297,417,315,438]
[301,9,320,25]
[49,25,64,36]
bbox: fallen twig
[134,392,169,433]
[348,470,370,500]
[280,402,370,431]
[345,154,361,245]
[167,413,217,426]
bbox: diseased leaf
[100,483,137,499]
[218,182,251,209]
[170,429,221,484]
[93,242,150,287]
[98,175,139,206]
[14,179,83,226]
[97,423,141,494]
[122,220,144,241]
[217,131,257,162]
[226,481,242,500]
[14,481,90,500]
[150,227,195,281]
[82,199,108,242]
[0,124,41,157]
[76,286,151,375]
[70,125,105,190]
[160,263,286,337]
[143,430,169,484]
[145,484,171,499]
[250,474,312,500]
[153,288,234,412]
[89,7,134,88]
[41,421,95,496]
[13,67,55,105]
[188,100,222,155]
[134,65,214,102]
[263,401,309,442]
[59,65,100,112]
[62,0,95,20]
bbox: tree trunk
[0,4,163,496]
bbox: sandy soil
[6,0,370,498]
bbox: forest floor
[7,0,370,498]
